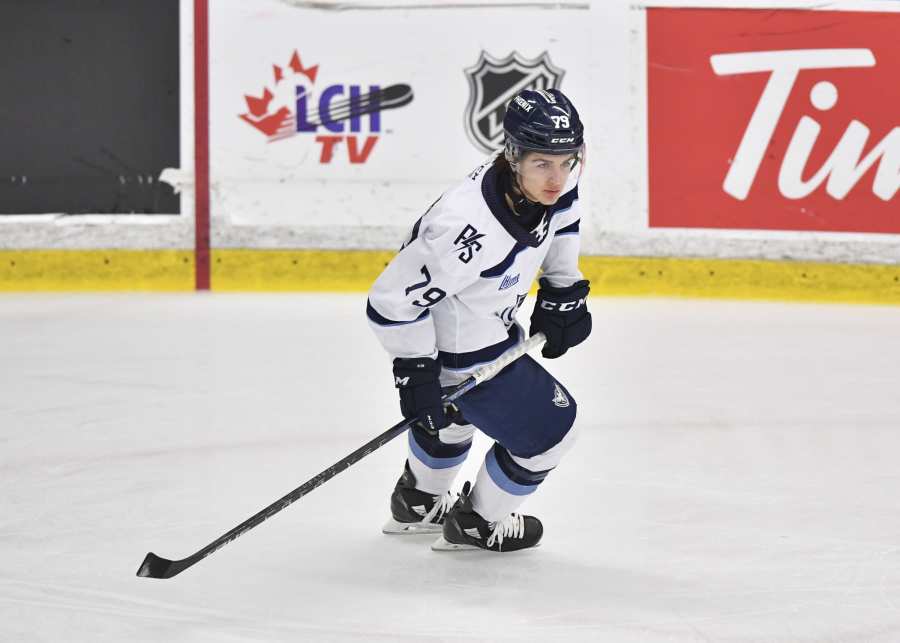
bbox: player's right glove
[529,278,592,359]
[392,356,448,433]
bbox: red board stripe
[194,0,210,290]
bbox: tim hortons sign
[647,9,899,233]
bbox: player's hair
[493,151,513,174]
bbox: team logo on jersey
[454,224,485,264]
[532,215,549,243]
[463,51,566,154]
[552,383,570,408]
[239,50,413,164]
[499,273,520,290]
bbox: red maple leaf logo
[239,50,319,137]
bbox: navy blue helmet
[503,88,584,160]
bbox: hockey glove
[529,278,592,359]
[392,356,448,433]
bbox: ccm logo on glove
[539,298,587,312]
[529,278,592,359]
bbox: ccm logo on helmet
[551,137,575,144]
[540,298,586,312]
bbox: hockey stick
[136,331,546,579]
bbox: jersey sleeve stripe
[400,196,442,250]
[366,299,430,326]
[554,219,581,237]
[400,215,424,250]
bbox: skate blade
[430,536,479,551]
[382,518,443,535]
[431,537,543,552]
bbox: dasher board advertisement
[647,8,900,234]
[211,0,590,229]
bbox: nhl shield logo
[464,51,565,154]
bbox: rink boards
[2,249,899,304]
[1,0,898,298]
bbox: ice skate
[382,461,455,535]
[432,482,543,552]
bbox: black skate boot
[432,482,543,552]
[382,461,455,535]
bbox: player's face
[517,152,578,205]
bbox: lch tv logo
[711,49,899,203]
[239,50,413,164]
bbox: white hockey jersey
[367,153,584,375]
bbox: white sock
[470,458,529,522]
[470,427,580,522]
[406,423,474,495]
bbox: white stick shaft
[472,332,546,385]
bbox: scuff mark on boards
[281,1,588,10]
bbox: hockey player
[366,88,591,552]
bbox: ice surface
[2,293,899,642]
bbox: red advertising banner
[647,9,900,233]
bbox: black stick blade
[137,552,179,579]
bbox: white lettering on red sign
[711,49,899,202]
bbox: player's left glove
[529,278,592,359]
